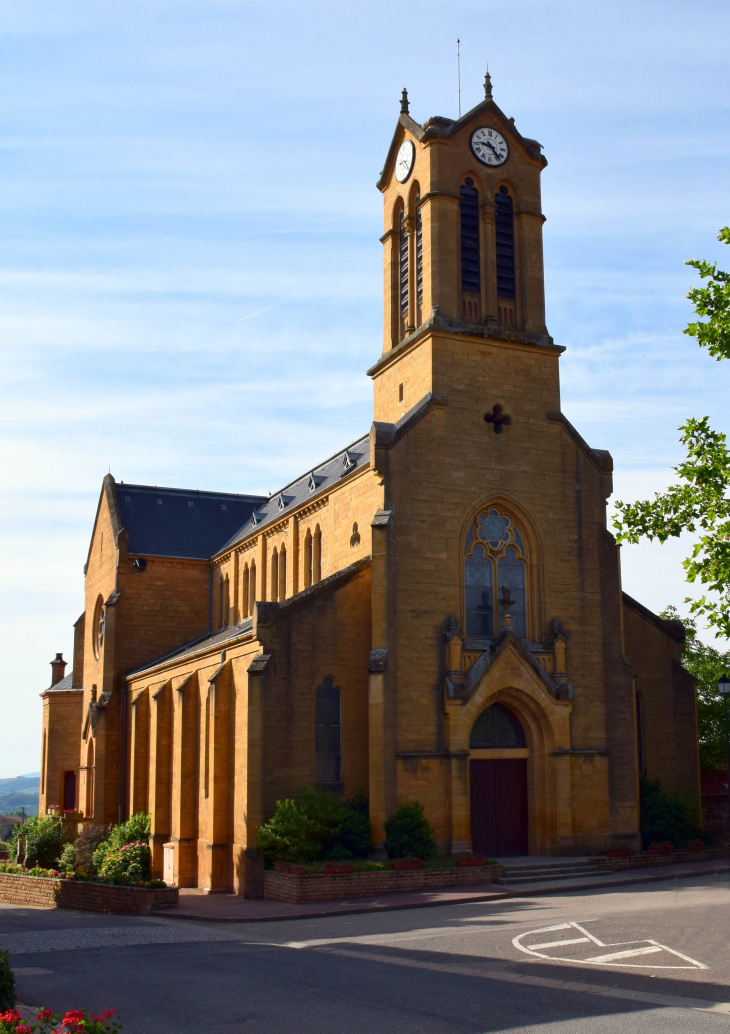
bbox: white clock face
[470,127,509,167]
[395,139,415,183]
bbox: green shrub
[7,816,66,869]
[384,801,437,860]
[57,843,77,872]
[73,823,110,876]
[0,947,15,1010]
[96,841,151,883]
[92,813,151,877]
[640,778,702,848]
[257,788,371,864]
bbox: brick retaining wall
[0,872,178,914]
[596,847,725,871]
[264,864,504,904]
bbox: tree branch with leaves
[614,228,730,639]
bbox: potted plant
[457,853,487,867]
[287,864,306,876]
[323,861,355,874]
[687,839,705,852]
[647,841,674,856]
[391,857,424,871]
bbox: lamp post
[718,676,730,848]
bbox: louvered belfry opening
[495,185,516,326]
[460,178,481,321]
[399,208,409,338]
[415,197,423,326]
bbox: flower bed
[596,846,725,872]
[0,871,177,915]
[264,863,503,904]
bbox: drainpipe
[208,565,213,635]
[119,680,127,824]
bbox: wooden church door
[470,759,528,856]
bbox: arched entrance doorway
[469,703,528,856]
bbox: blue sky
[1,0,730,776]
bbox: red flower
[16,1024,32,1033]
[36,1008,54,1019]
[0,1009,22,1022]
[62,1010,85,1024]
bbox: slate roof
[127,620,255,677]
[43,673,80,693]
[114,484,268,560]
[224,432,370,551]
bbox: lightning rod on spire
[457,39,462,117]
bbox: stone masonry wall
[0,873,178,914]
[264,863,504,904]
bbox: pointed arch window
[242,563,250,618]
[279,544,287,600]
[460,178,481,313]
[399,208,409,334]
[313,525,322,584]
[249,560,256,615]
[415,195,423,322]
[316,677,341,784]
[495,186,516,299]
[470,703,525,748]
[464,508,527,638]
[271,548,279,602]
[304,529,313,588]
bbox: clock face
[470,127,509,167]
[395,139,415,183]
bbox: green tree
[7,815,65,869]
[661,605,730,771]
[256,788,371,864]
[383,801,437,860]
[614,228,730,639]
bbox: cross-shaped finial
[484,404,512,434]
[400,88,410,115]
[499,585,513,628]
[484,69,493,100]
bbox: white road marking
[528,937,590,950]
[585,947,663,963]
[513,920,707,970]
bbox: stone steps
[497,861,605,884]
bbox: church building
[40,74,700,891]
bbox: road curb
[161,863,730,924]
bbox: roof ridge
[117,484,268,501]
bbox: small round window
[92,596,106,660]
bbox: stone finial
[400,87,410,115]
[50,652,66,685]
[499,586,513,629]
[484,69,493,100]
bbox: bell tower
[376,73,549,354]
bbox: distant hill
[0,773,40,818]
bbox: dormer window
[250,510,266,527]
[276,494,294,512]
[308,473,325,493]
[340,451,357,476]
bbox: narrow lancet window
[415,196,423,322]
[464,508,528,639]
[316,677,341,784]
[399,208,409,334]
[460,179,481,308]
[495,185,516,300]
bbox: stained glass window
[470,703,526,748]
[316,678,341,784]
[464,508,528,638]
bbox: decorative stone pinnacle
[484,70,493,100]
[400,87,409,115]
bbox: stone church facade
[40,75,700,891]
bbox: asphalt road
[3,873,730,1033]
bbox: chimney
[50,653,66,686]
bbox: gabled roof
[377,84,546,191]
[223,433,370,551]
[114,483,268,560]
